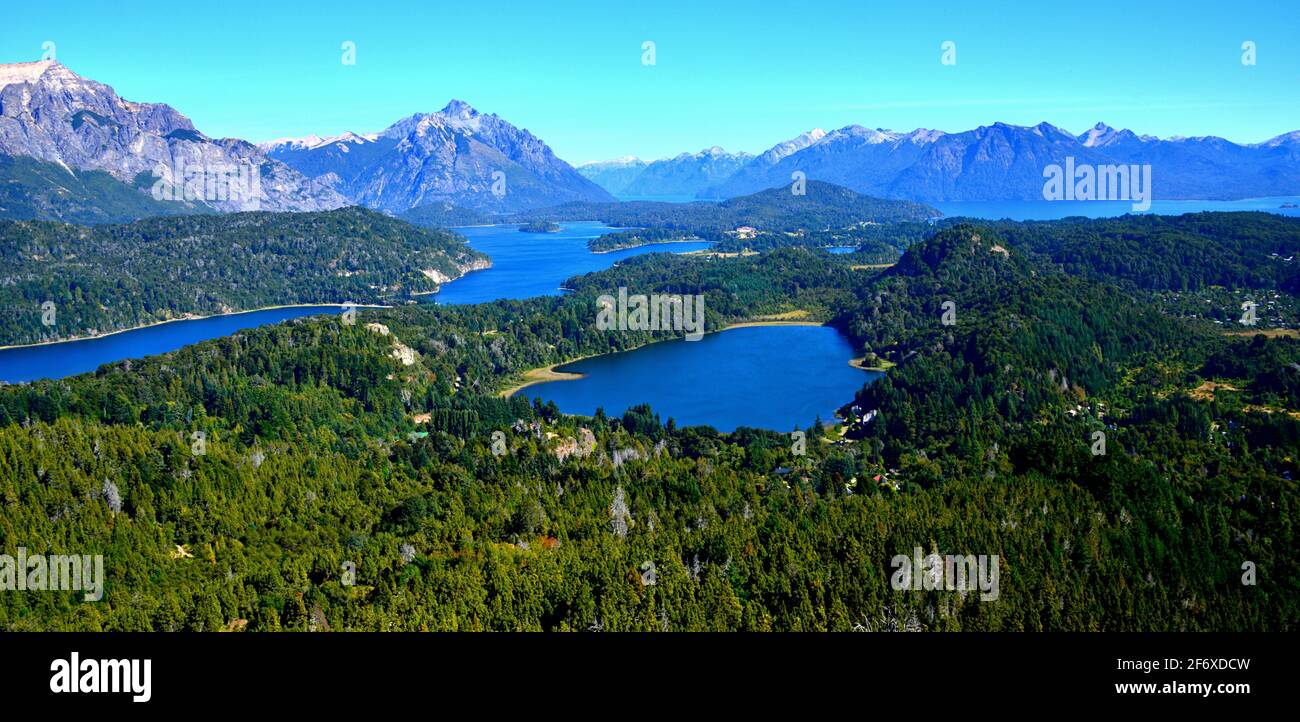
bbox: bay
[434,221,712,304]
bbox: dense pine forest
[0,211,1297,631]
[0,207,486,346]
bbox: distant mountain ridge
[616,146,753,198]
[576,157,648,195]
[700,121,1300,201]
[262,100,614,213]
[582,122,1300,202]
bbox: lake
[434,221,713,304]
[0,306,350,383]
[933,196,1300,221]
[0,221,711,383]
[520,324,878,432]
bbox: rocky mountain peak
[440,99,478,118]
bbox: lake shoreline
[497,360,592,398]
[588,238,707,255]
[500,318,870,398]
[0,303,391,351]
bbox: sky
[4,0,1299,164]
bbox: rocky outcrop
[365,323,418,366]
[553,427,597,462]
[420,257,493,285]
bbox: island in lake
[519,220,562,233]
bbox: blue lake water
[933,196,1300,221]
[434,221,712,304]
[521,324,878,432]
[0,222,712,382]
[0,306,348,383]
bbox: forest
[511,181,937,239]
[0,154,209,225]
[0,207,485,346]
[0,212,1296,631]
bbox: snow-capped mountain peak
[579,156,643,168]
[1079,122,1121,147]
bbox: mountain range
[581,147,753,198]
[0,61,610,221]
[2,59,1299,224]
[589,122,1300,202]
[574,156,648,195]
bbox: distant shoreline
[0,303,391,351]
[720,320,822,331]
[588,238,707,255]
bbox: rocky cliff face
[0,61,345,213]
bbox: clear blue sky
[4,0,1298,164]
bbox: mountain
[0,60,344,214]
[884,122,1107,201]
[617,146,753,198]
[399,200,494,228]
[520,180,938,248]
[0,154,209,224]
[697,121,1300,202]
[576,156,648,195]
[262,100,615,213]
[701,125,943,199]
[698,129,826,197]
[715,179,936,226]
[755,128,828,165]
